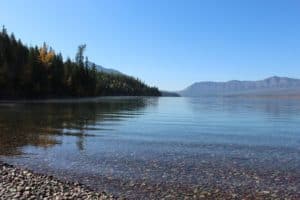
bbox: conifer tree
[0,27,161,99]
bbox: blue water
[0,97,299,198]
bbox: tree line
[0,26,161,99]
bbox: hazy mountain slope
[180,76,300,97]
[88,62,123,75]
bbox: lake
[0,97,299,199]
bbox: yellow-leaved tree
[39,42,55,67]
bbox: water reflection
[186,97,300,117]
[0,97,154,155]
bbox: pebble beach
[0,162,116,200]
[1,160,299,200]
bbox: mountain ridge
[179,76,300,97]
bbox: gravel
[1,160,299,199]
[0,162,117,200]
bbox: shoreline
[0,162,117,200]
[0,96,161,104]
[2,161,298,200]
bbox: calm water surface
[0,97,299,199]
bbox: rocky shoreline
[0,162,117,200]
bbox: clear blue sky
[1,0,300,90]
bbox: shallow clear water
[0,97,299,198]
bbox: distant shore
[0,162,117,200]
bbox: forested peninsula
[0,27,161,99]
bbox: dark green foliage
[0,27,160,99]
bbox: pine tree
[0,27,161,99]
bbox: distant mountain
[88,62,123,75]
[179,76,300,97]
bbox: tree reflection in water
[0,97,155,155]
